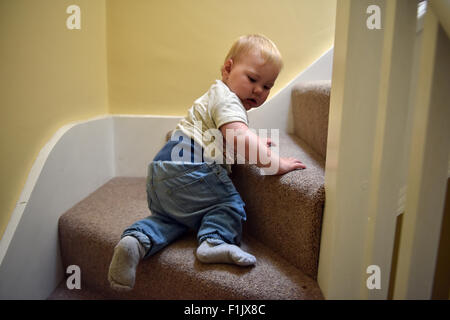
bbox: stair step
[48,279,108,300]
[58,177,323,299]
[291,81,331,159]
[232,132,325,279]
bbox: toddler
[108,34,306,291]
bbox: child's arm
[219,121,306,175]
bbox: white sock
[196,240,256,266]
[108,236,145,291]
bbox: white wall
[113,115,182,177]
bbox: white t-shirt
[175,80,249,166]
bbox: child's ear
[221,59,233,79]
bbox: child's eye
[248,76,256,82]
[264,86,271,90]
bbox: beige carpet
[56,176,323,299]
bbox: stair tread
[48,280,108,300]
[58,176,323,300]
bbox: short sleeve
[209,82,249,129]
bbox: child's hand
[276,157,306,175]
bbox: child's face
[222,50,280,111]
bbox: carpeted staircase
[48,81,331,300]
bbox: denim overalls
[121,131,246,259]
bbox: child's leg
[196,204,256,267]
[150,161,256,266]
[108,214,188,291]
[194,165,256,267]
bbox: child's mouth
[247,98,257,105]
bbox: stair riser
[291,81,331,160]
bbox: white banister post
[363,0,418,300]
[318,0,418,299]
[318,0,387,299]
[393,3,450,299]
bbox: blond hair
[223,34,283,71]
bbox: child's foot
[196,240,256,266]
[108,236,145,291]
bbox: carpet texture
[50,81,330,300]
[292,81,331,159]
[56,177,323,300]
[232,133,325,279]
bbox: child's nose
[253,85,263,95]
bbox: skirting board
[0,47,334,299]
